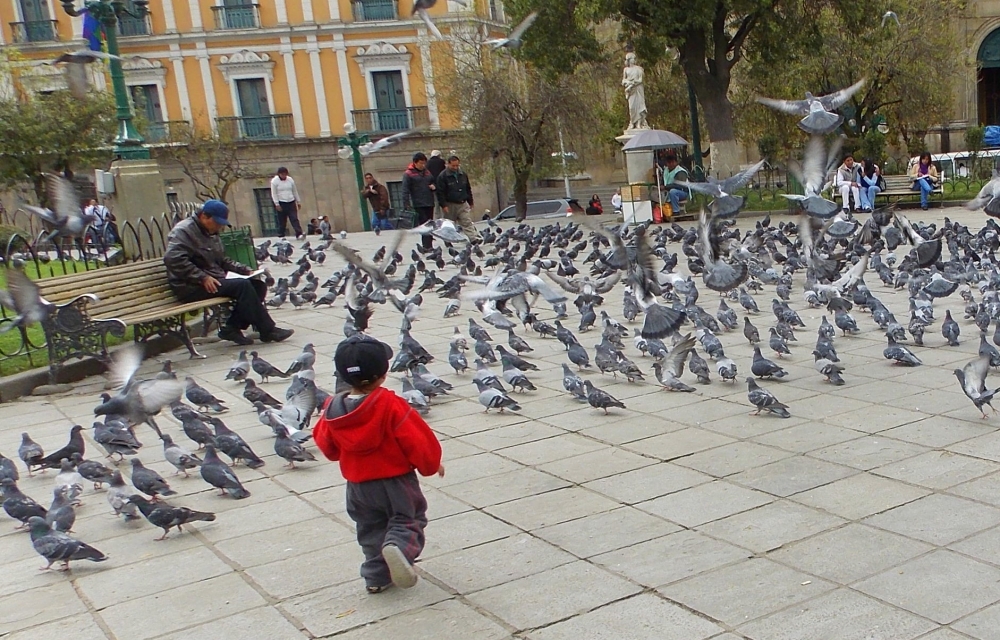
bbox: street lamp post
[59,0,150,160]
[337,123,372,232]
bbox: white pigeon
[53,50,122,100]
[881,10,900,27]
[485,12,538,49]
[756,79,865,135]
[967,171,1000,218]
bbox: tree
[156,123,250,203]
[0,87,116,204]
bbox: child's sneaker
[382,544,418,589]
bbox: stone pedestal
[615,130,655,225]
[108,158,167,258]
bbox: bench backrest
[883,176,913,190]
[37,260,176,319]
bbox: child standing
[313,335,444,593]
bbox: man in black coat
[164,200,293,346]
[402,152,437,249]
[436,155,482,242]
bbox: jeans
[275,201,303,237]
[912,177,934,207]
[371,211,394,231]
[666,187,687,212]
[838,184,861,210]
[859,185,881,210]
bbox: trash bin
[219,225,258,269]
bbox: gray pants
[346,471,428,588]
[444,201,481,241]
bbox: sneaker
[260,327,294,343]
[382,544,417,589]
[218,327,253,346]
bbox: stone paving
[3,208,1000,639]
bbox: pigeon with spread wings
[756,79,865,135]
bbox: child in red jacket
[314,335,444,593]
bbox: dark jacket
[313,387,442,483]
[362,180,390,213]
[427,155,446,179]
[401,164,436,210]
[164,217,249,300]
[436,168,474,207]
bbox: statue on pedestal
[622,52,649,131]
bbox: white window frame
[217,50,276,119]
[229,74,276,119]
[121,57,169,122]
[353,43,413,112]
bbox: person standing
[427,150,446,220]
[164,200,293,346]
[270,167,304,239]
[436,155,482,242]
[84,198,119,245]
[402,152,437,249]
[362,173,393,231]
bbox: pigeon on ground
[884,337,922,366]
[561,364,588,401]
[128,494,217,540]
[53,459,83,501]
[448,343,469,373]
[746,378,791,418]
[129,458,176,500]
[768,327,791,358]
[243,379,281,408]
[285,343,316,376]
[583,380,626,414]
[507,329,533,354]
[0,452,17,483]
[210,418,265,468]
[473,379,521,413]
[1,478,46,527]
[28,516,106,571]
[250,351,289,382]
[201,445,251,499]
[38,425,85,469]
[717,357,738,382]
[71,453,113,489]
[180,415,216,451]
[942,310,961,346]
[814,357,846,385]
[18,433,44,476]
[161,434,202,477]
[752,346,788,378]
[502,364,537,392]
[225,350,250,382]
[184,378,228,413]
[106,471,140,521]
[956,356,1000,419]
[567,342,591,370]
[689,351,712,384]
[497,345,538,371]
[273,426,317,468]
[46,486,76,532]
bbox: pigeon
[561,364,588,401]
[400,378,430,414]
[71,453,113,490]
[895,212,942,268]
[94,345,183,438]
[497,345,538,371]
[0,452,18,483]
[982,333,1000,368]
[38,425,85,469]
[688,351,712,384]
[243,379,281,408]
[967,171,1000,217]
[201,445,251,499]
[28,516,106,571]
[884,337,922,366]
[942,310,961,347]
[105,470,140,521]
[0,268,54,334]
[956,356,1000,419]
[161,434,202,477]
[739,288,759,313]
[412,218,469,243]
[128,495,217,541]
[46,486,76,533]
[746,378,791,418]
[502,364,537,392]
[485,11,538,49]
[567,342,591,370]
[285,343,316,376]
[53,459,83,502]
[250,351,289,382]
[448,343,469,373]
[226,349,250,382]
[881,10,900,27]
[210,418,265,469]
[756,79,865,135]
[815,357,846,386]
[18,432,44,475]
[507,329,534,354]
[1,478,46,527]
[184,377,228,413]
[752,346,788,378]
[273,426,317,468]
[768,327,792,358]
[53,49,123,99]
[652,334,696,391]
[473,379,521,413]
[583,380,626,414]
[717,357,738,382]
[22,173,101,244]
[180,415,216,451]
[130,458,176,499]
[834,310,860,336]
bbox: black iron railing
[210,3,260,29]
[143,120,189,143]
[352,106,429,134]
[216,114,295,140]
[117,13,152,36]
[9,20,58,43]
[351,0,398,21]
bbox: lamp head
[343,122,356,135]
[337,147,352,160]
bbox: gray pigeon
[225,350,250,382]
[92,419,141,461]
[128,494,217,541]
[201,445,251,499]
[106,471,140,521]
[46,486,76,533]
[286,343,316,376]
[53,49,123,99]
[448,343,469,373]
[956,356,999,419]
[210,417,265,468]
[22,173,101,243]
[250,351,289,382]
[473,379,521,413]
[884,337,921,366]
[28,516,106,571]
[0,268,54,334]
[485,11,537,48]
[0,452,18,483]
[502,364,537,393]
[18,432,44,476]
[129,458,176,500]
[561,364,588,401]
[814,357,846,386]
[497,345,539,371]
[746,377,791,418]
[756,79,865,135]
[583,380,626,414]
[71,453,113,489]
[942,310,960,347]
[94,346,183,438]
[567,343,591,370]
[185,377,228,413]
[2,477,46,527]
[274,426,317,468]
[161,434,202,477]
[752,346,788,378]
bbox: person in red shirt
[313,335,444,593]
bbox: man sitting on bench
[164,200,293,346]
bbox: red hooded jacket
[312,387,442,483]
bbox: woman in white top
[611,189,622,212]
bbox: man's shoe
[218,327,253,346]
[260,327,294,343]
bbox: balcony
[117,14,151,37]
[211,4,260,30]
[143,120,189,143]
[9,20,58,44]
[352,0,398,21]
[216,114,294,140]
[352,106,429,134]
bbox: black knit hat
[334,335,393,387]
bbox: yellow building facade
[1,0,505,233]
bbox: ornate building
[1,0,505,233]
